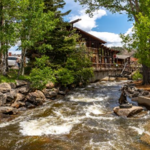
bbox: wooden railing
[92,63,141,72]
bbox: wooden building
[69,19,120,70]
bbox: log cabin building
[69,19,121,70]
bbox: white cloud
[125,26,134,36]
[70,9,107,32]
[89,31,122,47]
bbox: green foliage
[55,68,74,86]
[132,71,143,80]
[29,56,56,89]
[121,0,150,67]
[65,46,93,84]
[0,69,28,83]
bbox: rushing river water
[0,81,150,150]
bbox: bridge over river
[91,62,141,81]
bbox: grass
[0,69,29,83]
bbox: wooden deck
[92,63,141,73]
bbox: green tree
[0,0,18,75]
[17,0,57,77]
[75,0,150,84]
[121,0,150,84]
[26,0,77,68]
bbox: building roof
[75,27,106,44]
[70,19,82,24]
[116,55,130,59]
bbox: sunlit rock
[46,82,55,89]
[0,106,18,114]
[132,96,150,109]
[101,77,109,81]
[11,101,25,108]
[42,88,59,99]
[109,77,115,81]
[16,85,30,94]
[15,93,25,101]
[0,83,11,93]
[114,106,143,117]
[26,90,46,106]
[0,93,7,106]
[15,80,29,87]
[6,90,17,102]
[9,82,16,89]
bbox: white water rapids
[0,81,150,150]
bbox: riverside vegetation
[0,0,94,89]
[0,0,94,121]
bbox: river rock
[0,83,11,93]
[132,96,150,109]
[42,88,59,99]
[15,93,25,101]
[26,90,46,106]
[6,90,17,102]
[141,133,150,146]
[109,77,115,81]
[101,77,109,81]
[59,87,69,95]
[113,106,144,117]
[11,101,25,108]
[15,80,29,87]
[0,93,7,106]
[0,106,18,114]
[18,107,27,111]
[46,82,55,89]
[16,85,30,94]
[131,92,139,98]
[9,82,16,89]
[25,102,36,109]
[142,91,149,96]
[127,87,135,94]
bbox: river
[0,81,150,150]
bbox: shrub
[29,56,56,89]
[55,68,74,86]
[132,71,143,80]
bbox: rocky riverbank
[0,80,72,122]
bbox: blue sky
[63,0,133,47]
[10,0,133,54]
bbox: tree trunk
[0,3,6,75]
[142,64,150,85]
[18,47,26,78]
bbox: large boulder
[26,90,46,106]
[0,93,7,106]
[15,80,29,87]
[132,96,150,109]
[6,90,17,102]
[16,85,30,94]
[0,106,18,114]
[0,83,11,93]
[42,88,59,99]
[114,106,144,117]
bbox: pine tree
[26,0,76,68]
